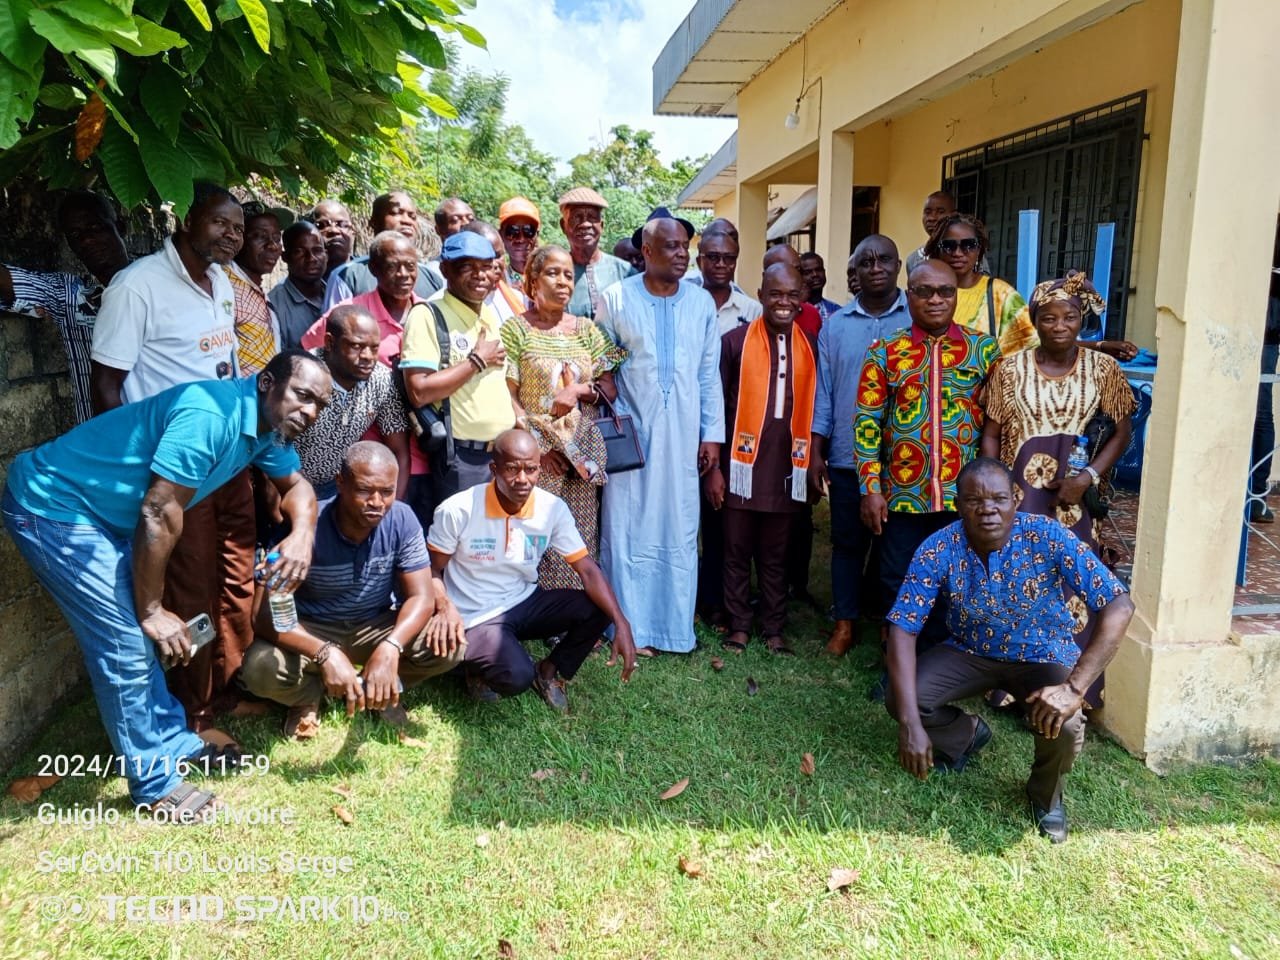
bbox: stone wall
[0,181,165,772]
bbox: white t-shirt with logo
[92,237,238,403]
[428,482,588,628]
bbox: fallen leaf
[530,768,557,782]
[659,777,689,800]
[677,855,703,878]
[35,775,63,790]
[332,804,354,825]
[6,777,44,803]
[397,732,429,748]
[800,753,816,776]
[579,768,591,784]
[475,833,490,848]
[332,784,353,799]
[746,677,759,697]
[827,867,861,892]
[498,939,516,959]
[74,91,106,162]
[710,657,725,672]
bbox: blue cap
[441,232,496,261]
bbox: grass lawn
[2,505,1279,959]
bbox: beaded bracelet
[313,641,336,666]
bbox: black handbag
[592,393,644,474]
[394,302,454,460]
[1080,412,1116,519]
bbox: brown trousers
[722,507,794,637]
[240,609,465,707]
[164,469,256,727]
[886,643,1085,810]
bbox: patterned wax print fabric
[854,323,999,513]
[501,313,625,589]
[983,347,1137,706]
[887,513,1128,666]
[596,275,725,653]
[954,275,1037,357]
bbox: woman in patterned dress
[501,245,625,589]
[979,270,1136,708]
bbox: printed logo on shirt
[222,299,234,317]
[522,534,548,563]
[467,536,497,562]
[452,331,471,353]
[199,329,237,354]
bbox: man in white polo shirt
[89,184,262,735]
[426,429,636,710]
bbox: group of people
[2,183,1139,841]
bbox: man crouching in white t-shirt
[425,429,637,710]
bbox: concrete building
[656,0,1280,769]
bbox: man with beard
[3,350,329,817]
[557,187,636,319]
[597,217,724,655]
[270,220,328,350]
[91,184,255,732]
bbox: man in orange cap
[498,197,541,284]
[557,187,636,320]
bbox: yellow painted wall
[733,0,1179,345]
[712,192,737,224]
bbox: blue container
[1113,351,1157,490]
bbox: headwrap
[1028,269,1106,320]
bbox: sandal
[139,783,221,824]
[721,633,748,654]
[635,647,659,658]
[284,703,321,740]
[764,636,794,656]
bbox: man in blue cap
[401,231,515,515]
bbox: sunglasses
[908,284,958,300]
[502,224,538,240]
[937,237,981,255]
[699,252,737,265]
[312,218,352,231]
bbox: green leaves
[98,118,150,209]
[181,0,214,31]
[135,113,194,215]
[235,0,272,53]
[28,9,119,84]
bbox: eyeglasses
[908,284,958,300]
[937,237,981,255]
[502,224,538,240]
[312,218,352,232]
[855,254,899,269]
[699,253,737,265]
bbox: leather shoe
[825,620,856,656]
[934,716,992,772]
[465,672,501,704]
[1029,793,1069,843]
[531,673,569,712]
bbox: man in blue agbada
[597,216,725,654]
[2,350,331,820]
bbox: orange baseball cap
[498,196,541,228]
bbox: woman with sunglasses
[924,212,1036,356]
[500,245,626,590]
[979,270,1136,711]
[497,197,542,284]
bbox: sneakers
[1028,791,1069,843]
[934,717,992,773]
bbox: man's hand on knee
[1025,683,1083,739]
[361,644,400,710]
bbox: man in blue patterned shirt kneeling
[884,457,1134,843]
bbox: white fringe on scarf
[729,459,753,500]
[791,466,807,502]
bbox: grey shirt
[268,278,325,350]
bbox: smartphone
[162,613,216,670]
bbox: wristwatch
[1083,465,1101,486]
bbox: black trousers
[785,503,814,592]
[879,510,955,647]
[430,444,493,509]
[723,507,793,636]
[828,467,873,621]
[462,588,609,695]
[885,644,1085,809]
[696,491,725,615]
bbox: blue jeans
[2,489,205,804]
[829,468,872,621]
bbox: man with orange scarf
[705,263,818,655]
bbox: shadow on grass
[5,506,1279,858]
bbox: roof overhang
[653,0,842,117]
[677,133,737,207]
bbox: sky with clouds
[453,0,736,167]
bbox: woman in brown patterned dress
[501,245,625,589]
[980,271,1136,708]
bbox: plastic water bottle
[262,550,298,632]
[1066,436,1090,478]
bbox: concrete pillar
[1104,0,1280,769]
[815,129,855,303]
[737,179,770,297]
